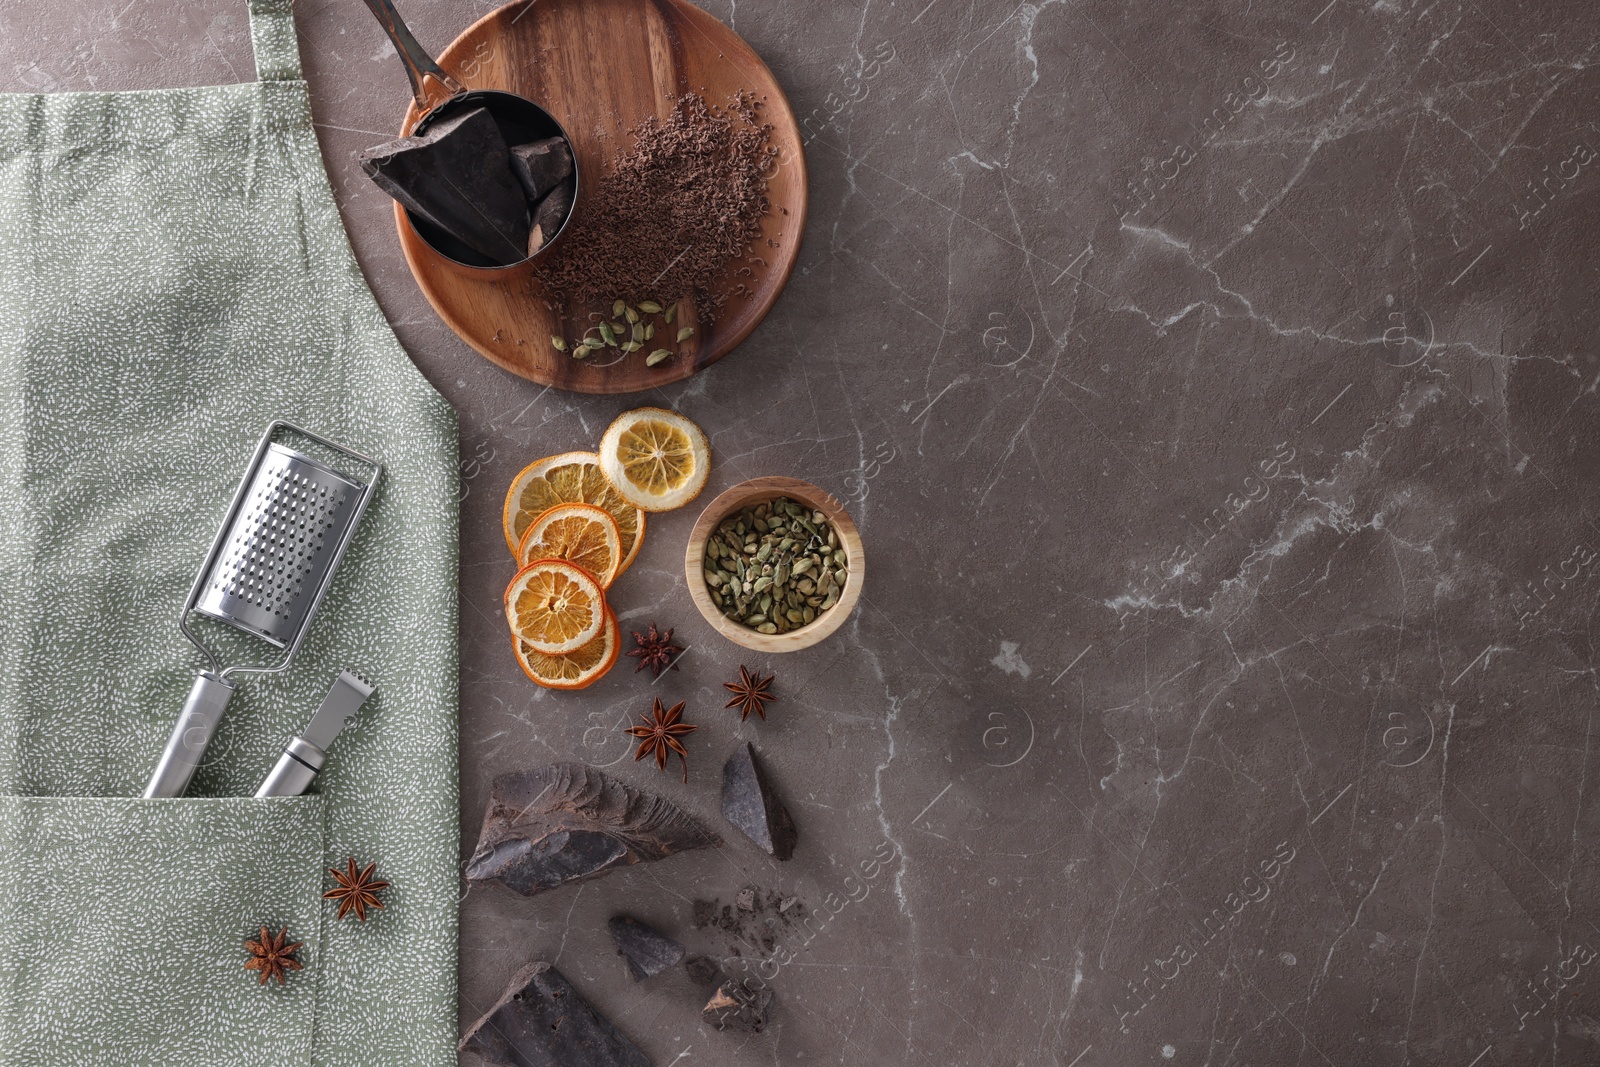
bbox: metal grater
[143,421,382,799]
[193,445,365,647]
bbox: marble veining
[2,0,1597,1062]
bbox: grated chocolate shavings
[530,92,777,322]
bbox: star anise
[627,697,698,782]
[627,622,684,677]
[244,925,304,986]
[723,665,778,722]
[323,857,389,922]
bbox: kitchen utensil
[255,671,375,798]
[143,422,383,799]
[390,0,808,395]
[684,477,864,653]
[360,0,577,270]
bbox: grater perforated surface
[193,443,366,647]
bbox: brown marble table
[5,0,1598,1062]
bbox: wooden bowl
[684,477,864,653]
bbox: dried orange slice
[503,451,645,576]
[504,558,606,654]
[598,407,711,512]
[516,503,623,586]
[514,605,620,690]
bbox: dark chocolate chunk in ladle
[527,178,575,257]
[509,137,574,202]
[360,107,529,264]
[358,0,578,269]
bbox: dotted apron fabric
[0,2,459,1064]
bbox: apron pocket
[0,795,327,1067]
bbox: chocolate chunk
[466,764,722,897]
[703,979,773,1034]
[735,887,756,912]
[684,956,723,988]
[360,106,529,265]
[721,743,798,860]
[606,916,685,981]
[509,137,574,202]
[524,179,576,255]
[527,178,576,255]
[459,961,649,1067]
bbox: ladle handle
[359,0,464,114]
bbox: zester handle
[254,737,327,798]
[142,672,235,799]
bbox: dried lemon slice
[504,558,606,655]
[503,451,645,575]
[516,503,623,587]
[598,407,711,512]
[513,606,620,690]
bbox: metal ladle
[360,0,578,271]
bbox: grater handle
[141,672,236,798]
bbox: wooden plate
[394,0,808,394]
[684,477,864,653]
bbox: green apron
[0,2,459,1063]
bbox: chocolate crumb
[704,979,773,1034]
[529,92,776,322]
[685,956,723,987]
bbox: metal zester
[142,421,382,799]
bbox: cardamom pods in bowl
[683,477,865,653]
